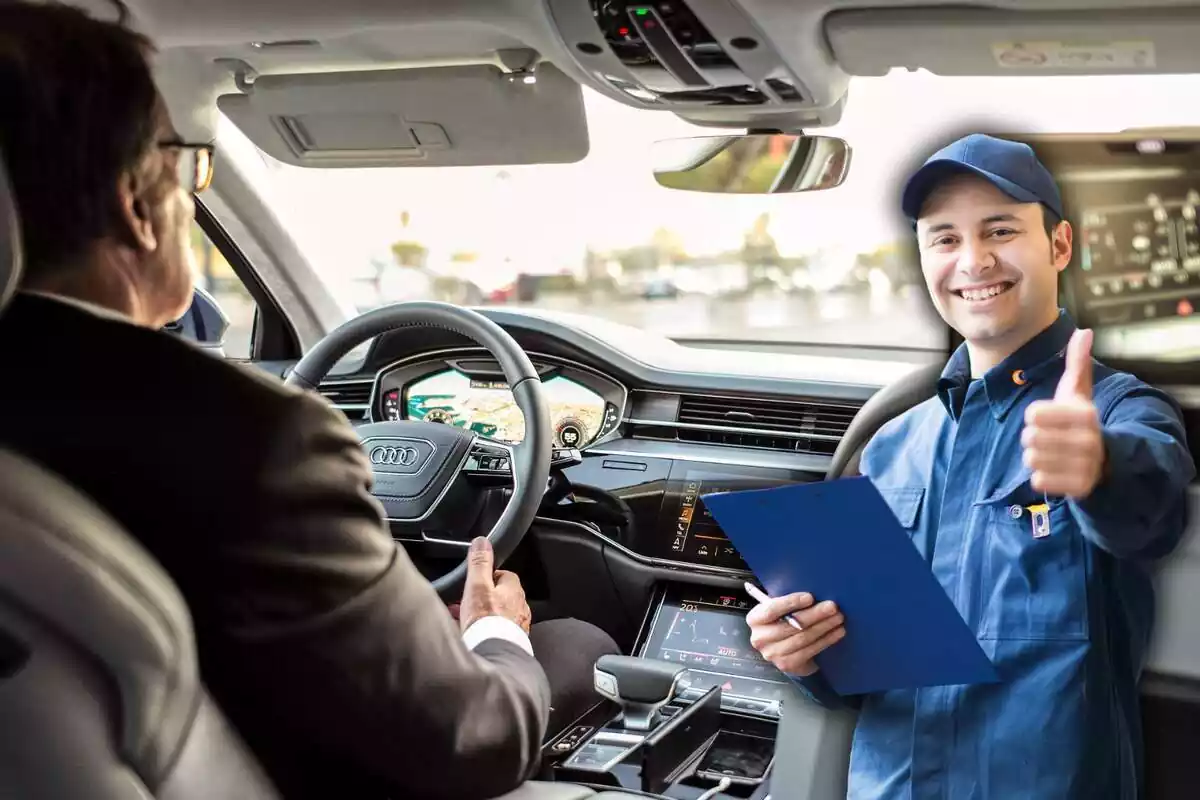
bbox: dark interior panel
[532,523,647,651]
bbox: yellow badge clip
[1028,503,1051,539]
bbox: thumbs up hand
[1021,329,1106,498]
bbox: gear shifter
[593,654,688,731]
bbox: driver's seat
[0,152,279,797]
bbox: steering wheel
[284,302,552,598]
[825,363,943,479]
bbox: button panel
[464,443,513,477]
[551,447,583,468]
[550,724,595,755]
[599,402,621,437]
[594,670,619,700]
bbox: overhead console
[547,0,835,119]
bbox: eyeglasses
[157,140,215,194]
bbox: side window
[189,221,257,359]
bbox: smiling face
[916,173,1072,372]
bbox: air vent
[653,394,860,455]
[317,378,372,421]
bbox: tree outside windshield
[212,69,1200,352]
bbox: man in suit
[0,4,616,798]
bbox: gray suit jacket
[0,293,551,799]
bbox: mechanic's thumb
[465,536,495,588]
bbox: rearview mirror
[652,134,850,194]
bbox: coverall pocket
[877,486,924,533]
[976,480,1088,641]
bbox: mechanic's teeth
[961,284,1009,302]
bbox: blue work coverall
[798,311,1194,799]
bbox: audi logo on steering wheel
[370,446,420,467]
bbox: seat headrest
[0,149,21,312]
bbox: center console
[543,583,793,798]
[538,452,826,795]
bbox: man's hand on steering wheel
[457,537,532,634]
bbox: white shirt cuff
[461,615,534,658]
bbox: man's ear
[115,170,158,254]
[1052,220,1073,272]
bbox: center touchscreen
[639,586,790,715]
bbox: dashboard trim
[623,417,843,443]
[369,346,630,449]
[533,515,755,579]
[630,386,864,410]
[587,445,831,473]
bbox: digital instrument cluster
[375,355,625,448]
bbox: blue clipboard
[702,477,999,696]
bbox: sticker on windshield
[992,41,1156,70]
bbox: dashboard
[337,327,862,720]
[345,331,853,579]
[319,273,1199,709]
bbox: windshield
[219,69,1200,352]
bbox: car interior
[4,1,1200,798]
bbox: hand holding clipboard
[744,582,846,678]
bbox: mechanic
[746,133,1195,798]
[0,3,615,798]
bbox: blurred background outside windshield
[193,69,1200,356]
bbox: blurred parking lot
[524,285,943,351]
[213,283,944,361]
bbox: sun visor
[825,7,1200,76]
[217,63,588,167]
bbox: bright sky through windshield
[216,69,1200,348]
[230,70,1200,269]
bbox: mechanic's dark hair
[1042,207,1062,238]
[0,1,158,278]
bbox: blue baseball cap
[901,133,1064,224]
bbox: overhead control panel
[548,0,814,112]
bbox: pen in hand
[744,581,804,631]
